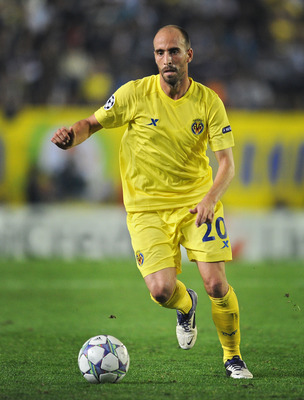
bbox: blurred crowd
[0,0,304,116]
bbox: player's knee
[150,284,173,304]
[204,279,228,298]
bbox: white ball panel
[107,335,123,346]
[126,356,130,371]
[87,346,105,364]
[101,353,119,371]
[99,373,118,383]
[78,354,90,373]
[116,346,129,365]
[89,335,107,345]
[83,373,99,384]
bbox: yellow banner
[224,111,304,209]
[0,108,303,208]
[0,107,123,204]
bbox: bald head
[154,25,191,51]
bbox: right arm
[51,114,102,150]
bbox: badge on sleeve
[222,125,232,134]
[104,95,115,110]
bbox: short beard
[161,69,180,87]
[162,74,178,86]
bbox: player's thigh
[126,211,181,278]
[181,201,232,263]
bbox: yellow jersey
[94,74,234,212]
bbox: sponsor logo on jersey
[104,94,115,110]
[191,119,204,135]
[147,118,159,126]
[136,251,144,266]
[222,125,232,134]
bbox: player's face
[153,28,193,87]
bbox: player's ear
[187,48,193,63]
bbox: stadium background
[0,0,303,261]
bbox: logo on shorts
[104,94,115,110]
[191,119,204,135]
[221,240,229,248]
[136,251,144,266]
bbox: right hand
[189,195,216,227]
[51,127,75,150]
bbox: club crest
[191,119,204,135]
[136,251,144,266]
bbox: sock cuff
[163,280,186,307]
[150,280,186,306]
[150,280,191,314]
[209,285,233,306]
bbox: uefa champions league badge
[104,94,115,110]
[191,119,204,135]
[136,251,144,266]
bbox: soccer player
[51,25,253,379]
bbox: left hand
[189,196,216,227]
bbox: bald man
[51,25,253,379]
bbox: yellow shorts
[126,201,232,277]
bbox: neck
[160,76,191,100]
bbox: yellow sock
[150,280,192,314]
[209,285,241,363]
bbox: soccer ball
[78,335,130,384]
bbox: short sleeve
[207,95,234,152]
[94,81,136,129]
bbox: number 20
[202,217,227,242]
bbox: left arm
[189,147,235,227]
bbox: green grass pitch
[0,258,303,400]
